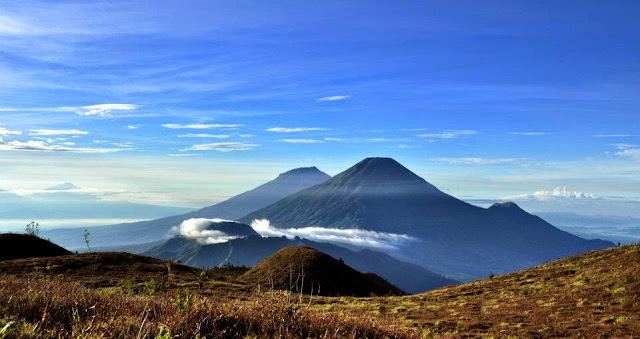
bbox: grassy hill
[0,234,71,261]
[240,246,404,296]
[0,243,638,337]
[315,244,640,337]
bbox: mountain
[42,167,330,250]
[0,234,71,261]
[239,157,614,281]
[145,234,457,293]
[240,246,404,296]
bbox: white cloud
[250,219,417,250]
[178,134,231,139]
[594,134,639,138]
[317,95,351,102]
[279,139,325,144]
[509,132,547,136]
[324,137,344,141]
[0,139,125,153]
[266,127,328,133]
[125,125,140,129]
[506,186,598,200]
[174,218,244,245]
[418,130,477,139]
[73,104,139,116]
[431,157,527,165]
[0,127,22,136]
[162,123,243,129]
[181,142,260,152]
[30,129,88,136]
[168,153,201,157]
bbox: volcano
[240,157,613,280]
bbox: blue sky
[1,1,639,212]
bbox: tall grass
[0,276,416,338]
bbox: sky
[1,1,639,214]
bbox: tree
[83,229,91,252]
[25,221,39,237]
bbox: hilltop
[240,246,404,296]
[0,234,71,261]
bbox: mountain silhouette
[43,167,330,250]
[240,157,613,280]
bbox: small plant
[83,229,91,252]
[25,221,39,237]
[488,271,495,279]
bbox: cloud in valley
[175,218,244,244]
[250,219,417,250]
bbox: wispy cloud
[250,219,417,250]
[125,125,140,129]
[509,132,547,136]
[611,143,640,160]
[418,130,477,139]
[266,127,328,133]
[594,134,639,138]
[0,127,22,136]
[181,142,260,152]
[0,139,125,153]
[76,104,138,116]
[30,129,89,136]
[163,123,243,129]
[324,137,344,141]
[178,134,231,138]
[168,153,201,157]
[279,139,325,144]
[431,157,527,165]
[317,95,351,102]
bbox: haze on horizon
[1,1,639,220]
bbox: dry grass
[0,276,413,338]
[1,245,639,338]
[315,244,640,337]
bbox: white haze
[250,219,417,250]
[174,218,243,245]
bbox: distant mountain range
[42,167,330,250]
[0,183,192,220]
[240,157,613,280]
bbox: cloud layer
[266,127,328,133]
[250,219,417,250]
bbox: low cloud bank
[175,218,243,244]
[250,219,417,250]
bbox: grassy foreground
[0,245,638,338]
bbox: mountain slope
[241,246,404,296]
[42,167,330,250]
[145,235,458,293]
[326,244,640,337]
[240,157,613,280]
